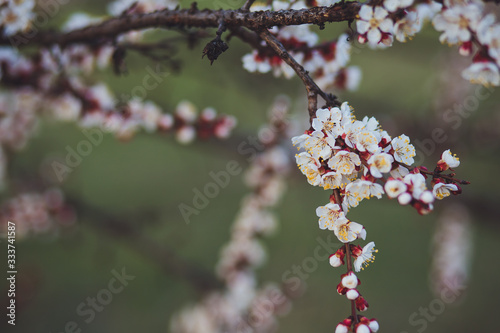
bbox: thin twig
[257,29,337,120]
[344,243,358,325]
[398,163,470,185]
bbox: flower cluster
[330,243,379,333]
[0,47,236,144]
[243,1,361,91]
[79,96,237,143]
[171,97,293,333]
[292,102,466,331]
[432,0,500,86]
[0,188,75,239]
[356,1,441,48]
[0,0,35,37]
[293,103,463,217]
[355,0,500,86]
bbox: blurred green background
[1,1,500,332]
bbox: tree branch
[0,4,361,48]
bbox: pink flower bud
[355,296,369,312]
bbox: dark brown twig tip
[202,35,228,65]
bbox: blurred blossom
[431,203,472,298]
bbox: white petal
[379,18,394,33]
[358,5,374,21]
[374,7,389,20]
[367,28,382,45]
[357,20,370,34]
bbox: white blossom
[433,183,458,199]
[394,11,421,42]
[328,150,361,175]
[441,149,460,168]
[333,217,366,243]
[313,107,342,138]
[384,179,407,198]
[354,241,377,272]
[295,152,323,186]
[368,153,394,178]
[462,62,500,86]
[432,4,483,45]
[316,203,345,230]
[391,134,416,165]
[357,5,394,48]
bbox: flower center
[369,18,379,29]
[458,16,469,29]
[338,223,350,241]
